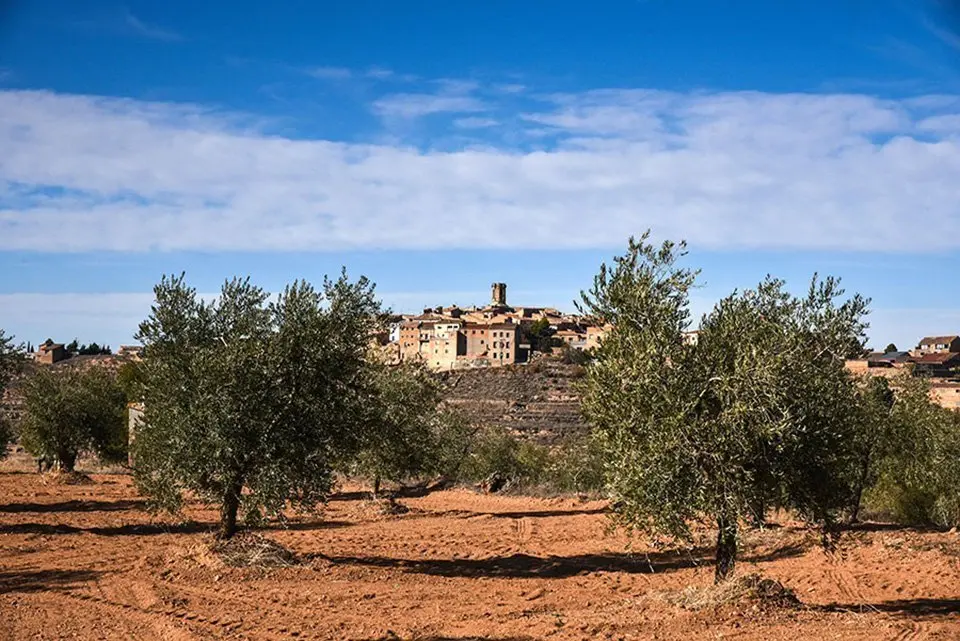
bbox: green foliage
[65,339,112,356]
[452,426,604,495]
[0,329,25,458]
[116,360,148,403]
[351,361,452,493]
[884,343,898,354]
[459,425,552,489]
[544,434,606,494]
[133,272,381,538]
[18,365,127,471]
[860,375,960,528]
[524,318,559,353]
[845,376,896,521]
[578,231,870,582]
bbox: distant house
[554,328,587,349]
[914,335,960,355]
[36,341,67,365]
[911,352,960,378]
[866,351,911,366]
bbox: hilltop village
[377,283,610,370]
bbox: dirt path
[2,473,959,640]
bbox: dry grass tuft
[41,471,95,485]
[211,533,298,568]
[351,497,412,519]
[664,573,801,611]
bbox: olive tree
[578,233,869,582]
[19,365,127,472]
[134,272,380,538]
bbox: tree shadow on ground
[316,550,696,578]
[328,482,451,503]
[743,543,810,563]
[317,543,806,580]
[0,519,351,537]
[0,499,147,513]
[0,568,102,594]
[0,522,213,536]
[821,598,960,618]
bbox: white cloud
[365,67,394,79]
[917,113,960,133]
[453,117,500,129]
[1,88,959,252]
[306,66,353,80]
[371,93,487,118]
[123,10,183,42]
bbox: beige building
[913,335,960,355]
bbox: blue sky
[1,0,960,350]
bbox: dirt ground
[1,469,959,640]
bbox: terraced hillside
[438,356,587,443]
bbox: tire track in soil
[825,560,863,604]
[890,621,927,641]
[65,574,319,640]
[161,581,321,638]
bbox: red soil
[1,471,959,640]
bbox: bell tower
[490,282,507,307]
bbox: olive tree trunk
[57,450,77,473]
[715,515,738,583]
[218,477,244,540]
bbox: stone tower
[491,282,507,307]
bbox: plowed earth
[1,472,959,640]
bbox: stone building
[36,341,67,365]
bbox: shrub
[459,425,551,490]
[18,365,127,471]
[546,435,606,495]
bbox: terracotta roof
[918,335,959,345]
[912,352,960,365]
